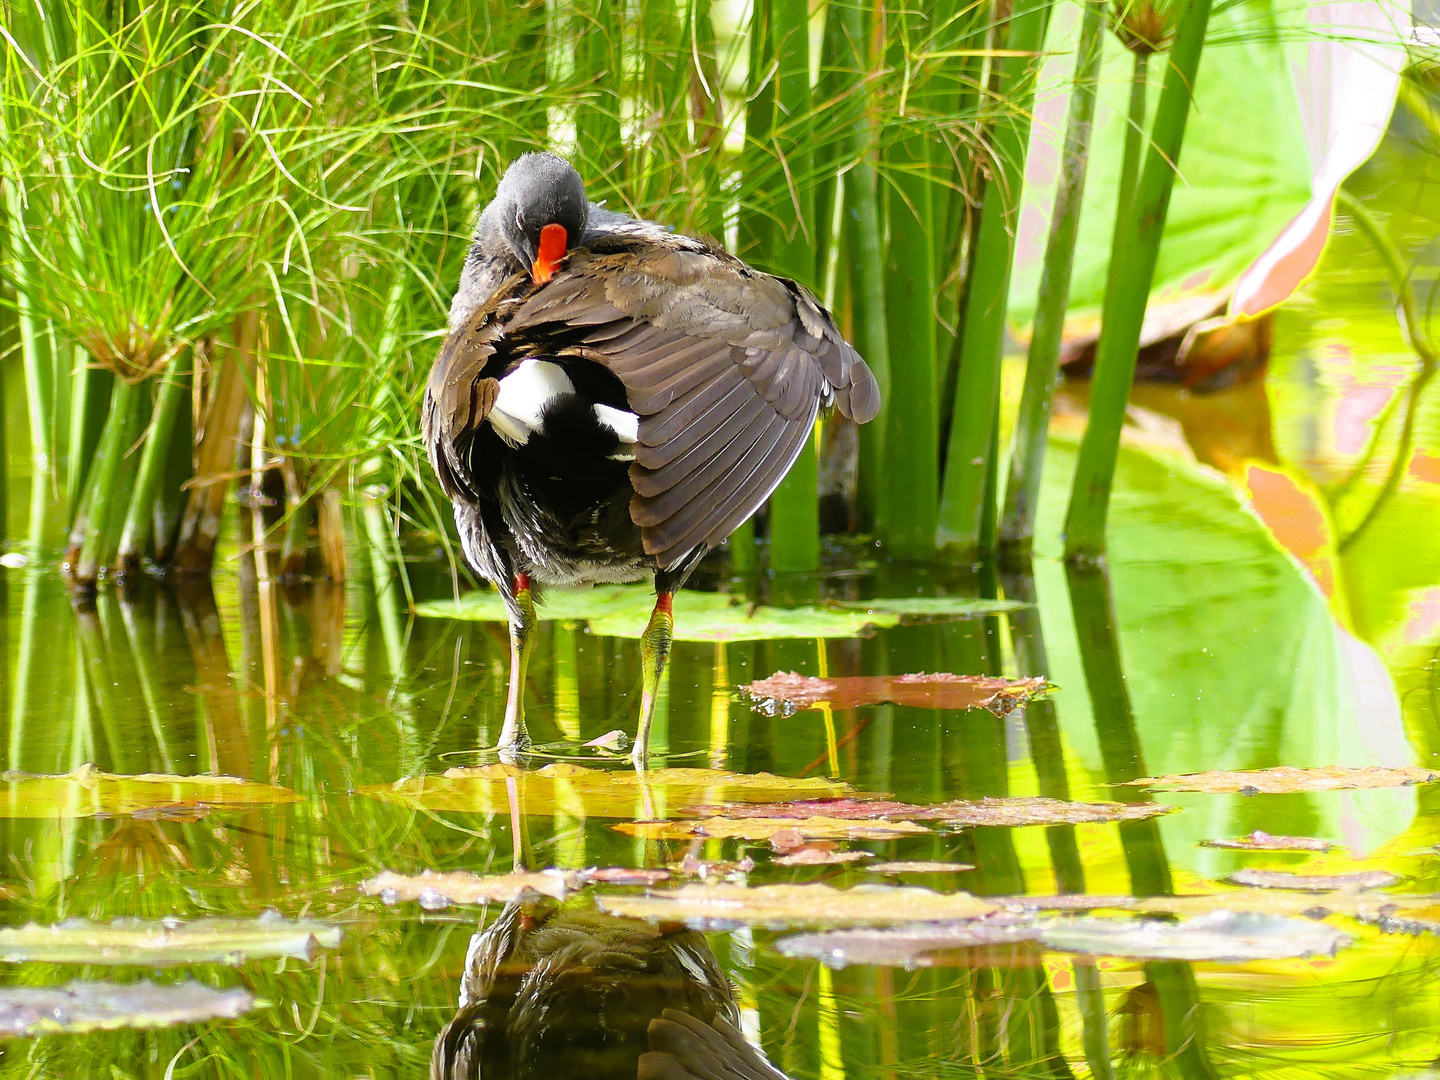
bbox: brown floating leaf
[776,915,1040,968]
[361,869,580,908]
[773,848,874,867]
[0,764,301,819]
[1131,889,1433,920]
[1224,869,1401,892]
[359,764,853,819]
[912,798,1174,827]
[616,817,926,842]
[999,895,1139,911]
[595,883,998,929]
[866,861,976,875]
[1126,765,1440,794]
[686,799,916,821]
[685,796,1173,827]
[579,867,671,886]
[1201,830,1335,852]
[0,980,253,1036]
[1039,911,1353,962]
[742,671,1047,717]
[673,855,754,881]
[0,912,340,966]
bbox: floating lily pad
[616,817,927,842]
[1201,831,1336,853]
[0,764,301,819]
[741,672,1047,717]
[832,597,1025,620]
[999,895,1139,912]
[773,847,874,867]
[0,980,254,1037]
[866,861,976,875]
[0,912,340,966]
[361,869,580,908]
[1039,911,1353,962]
[359,764,852,820]
[415,584,898,642]
[1223,869,1401,892]
[595,884,998,929]
[775,916,1042,968]
[673,855,755,881]
[1126,766,1440,794]
[682,796,1173,828]
[579,867,671,886]
[1131,890,1431,921]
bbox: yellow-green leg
[631,591,674,768]
[498,574,536,760]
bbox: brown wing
[422,278,523,503]
[500,243,880,570]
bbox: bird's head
[489,152,588,285]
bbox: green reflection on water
[1,117,1440,1080]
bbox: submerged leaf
[361,869,580,908]
[595,884,998,929]
[616,817,927,842]
[832,597,1024,619]
[579,867,671,886]
[1223,869,1401,892]
[414,584,898,642]
[0,764,301,818]
[741,672,1047,717]
[866,861,977,875]
[1201,831,1336,853]
[684,796,1172,827]
[775,916,1041,968]
[1126,765,1440,794]
[1131,890,1431,920]
[1040,911,1353,961]
[0,980,253,1036]
[360,764,852,819]
[773,847,874,867]
[0,912,340,966]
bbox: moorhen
[431,895,789,1080]
[424,152,880,764]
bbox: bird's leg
[631,591,674,768]
[497,573,536,760]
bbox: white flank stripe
[490,359,574,446]
[593,403,639,444]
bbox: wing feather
[477,240,878,561]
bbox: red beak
[531,223,568,284]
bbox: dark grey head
[484,152,589,283]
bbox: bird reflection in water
[432,895,788,1080]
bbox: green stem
[574,0,624,194]
[1000,0,1106,553]
[1117,50,1149,223]
[1064,0,1214,562]
[67,357,113,519]
[0,124,51,473]
[74,379,143,588]
[765,0,818,571]
[936,0,1053,555]
[118,351,192,572]
[881,129,939,557]
[836,0,890,534]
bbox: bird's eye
[515,208,525,231]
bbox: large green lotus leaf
[415,583,899,641]
[0,764,302,819]
[0,980,254,1036]
[359,763,855,819]
[1009,2,1401,325]
[0,913,341,966]
[1030,434,1414,870]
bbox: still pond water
[0,146,1438,1079]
